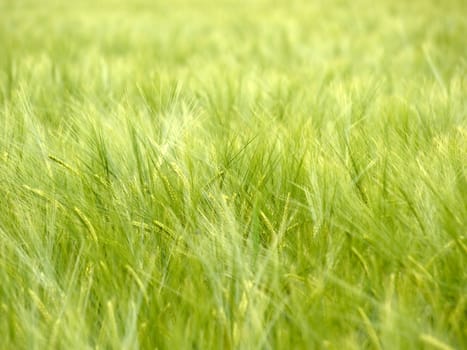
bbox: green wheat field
[0,0,466,349]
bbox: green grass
[0,0,466,349]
